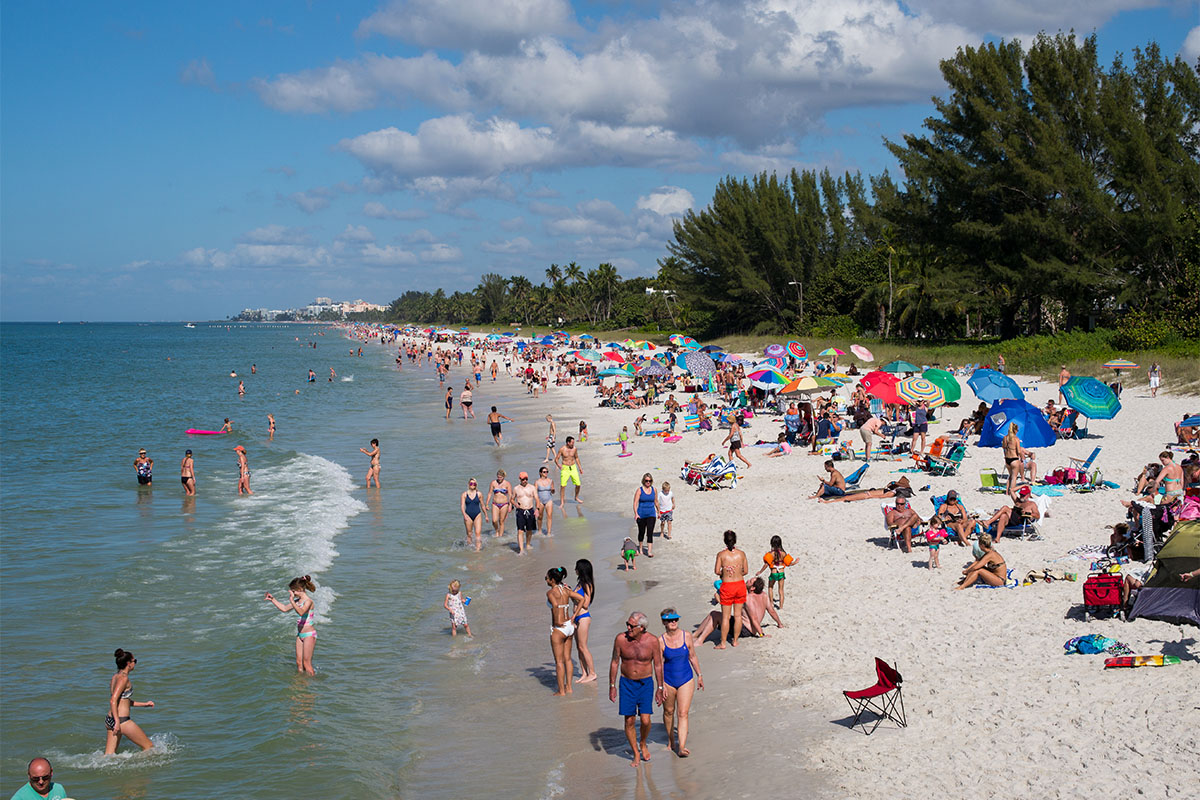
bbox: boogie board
[618,452,633,457]
[1103,655,1181,669]
[186,429,227,435]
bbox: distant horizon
[3,2,1195,321]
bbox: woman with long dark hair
[104,648,156,754]
[573,559,596,684]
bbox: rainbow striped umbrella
[748,367,788,389]
[781,376,839,395]
[669,334,686,345]
[1103,358,1139,370]
[764,343,787,357]
[787,341,807,360]
[758,356,786,369]
[896,376,947,408]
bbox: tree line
[358,34,1198,345]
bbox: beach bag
[1178,495,1200,521]
[1066,468,1079,483]
[1082,572,1122,609]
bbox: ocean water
[0,322,633,798]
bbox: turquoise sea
[0,322,638,799]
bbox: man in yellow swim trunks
[555,435,584,508]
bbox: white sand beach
[531,359,1197,798]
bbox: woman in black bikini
[105,648,155,754]
[954,533,1007,589]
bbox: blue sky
[2,1,1196,321]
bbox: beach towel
[1063,635,1133,656]
[1027,485,1064,497]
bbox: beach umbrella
[668,334,686,345]
[818,347,846,358]
[1182,415,1200,428]
[825,372,852,383]
[758,356,787,370]
[699,344,725,353]
[578,333,594,340]
[896,377,947,409]
[781,376,840,395]
[764,343,787,357]
[1102,358,1139,370]
[880,359,918,374]
[1061,376,1121,420]
[598,366,634,379]
[860,371,903,405]
[968,368,1022,404]
[922,368,962,403]
[678,337,700,350]
[787,341,807,361]
[748,367,787,383]
[851,344,874,362]
[682,351,717,378]
[574,349,601,362]
[602,351,627,363]
[978,400,1056,448]
[638,360,671,377]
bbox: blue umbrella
[578,334,594,339]
[978,400,1056,448]
[1061,377,1121,420]
[968,369,1023,404]
[598,366,633,378]
[699,344,725,353]
[1182,415,1200,428]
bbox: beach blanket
[1027,485,1064,497]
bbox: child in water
[621,536,638,571]
[444,580,472,637]
[579,420,588,442]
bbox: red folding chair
[842,657,907,735]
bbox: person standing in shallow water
[105,648,156,754]
[234,445,252,495]
[265,575,318,674]
[359,438,380,488]
[134,449,153,486]
[180,449,195,495]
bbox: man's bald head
[27,758,52,776]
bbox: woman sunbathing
[818,477,913,504]
[953,533,1006,589]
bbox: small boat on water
[185,323,196,328]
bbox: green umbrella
[880,359,919,374]
[922,368,962,403]
[1061,376,1121,420]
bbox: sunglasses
[30,775,51,783]
[643,478,652,483]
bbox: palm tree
[508,275,534,326]
[477,273,508,324]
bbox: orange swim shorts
[718,579,747,606]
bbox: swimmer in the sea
[267,413,275,440]
[360,438,381,488]
[234,445,252,495]
[180,449,195,495]
[220,418,233,433]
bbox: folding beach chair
[1056,409,1080,440]
[869,397,884,417]
[1066,446,1101,473]
[843,657,907,735]
[978,468,1006,493]
[926,443,966,477]
[681,414,700,433]
[881,502,925,549]
[843,462,869,490]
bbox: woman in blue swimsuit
[572,559,596,684]
[659,608,703,757]
[461,477,484,551]
[265,575,318,675]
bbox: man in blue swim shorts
[609,611,663,766]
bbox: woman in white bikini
[545,566,584,697]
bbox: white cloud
[480,236,533,254]
[286,188,333,214]
[1183,26,1200,63]
[902,1,1157,39]
[405,228,438,244]
[360,243,418,265]
[362,201,427,220]
[181,57,216,89]
[336,224,376,243]
[253,62,378,113]
[357,0,576,52]
[637,186,695,216]
[238,224,313,245]
[181,243,331,270]
[421,243,462,262]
